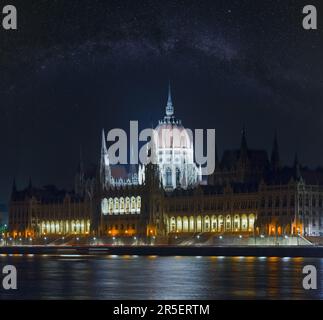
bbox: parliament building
[8,86,323,241]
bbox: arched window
[120,197,125,214]
[248,214,255,231]
[114,198,119,214]
[170,217,176,232]
[241,214,248,231]
[204,216,210,231]
[226,215,231,231]
[109,198,113,214]
[131,197,136,213]
[234,215,240,231]
[136,196,141,213]
[211,215,217,231]
[218,216,224,232]
[183,216,189,232]
[125,197,130,214]
[166,167,172,186]
[196,216,202,232]
[189,216,195,232]
[176,216,182,232]
[176,168,181,187]
[101,198,108,215]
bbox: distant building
[8,86,323,239]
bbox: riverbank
[1,245,323,257]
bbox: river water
[0,255,322,299]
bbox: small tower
[100,129,111,189]
[165,82,174,117]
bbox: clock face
[101,198,108,215]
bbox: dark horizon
[1,0,323,203]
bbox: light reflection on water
[0,255,322,300]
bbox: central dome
[153,83,200,190]
[155,122,192,149]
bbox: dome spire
[166,81,174,116]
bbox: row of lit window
[101,196,141,215]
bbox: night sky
[0,0,323,203]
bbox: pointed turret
[129,145,138,184]
[100,129,111,188]
[165,81,174,116]
[271,132,280,171]
[101,129,108,161]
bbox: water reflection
[0,255,322,299]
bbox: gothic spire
[129,144,137,177]
[101,129,108,157]
[166,81,174,116]
[100,129,111,188]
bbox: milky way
[0,0,323,203]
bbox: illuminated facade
[155,84,201,190]
[8,87,323,239]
